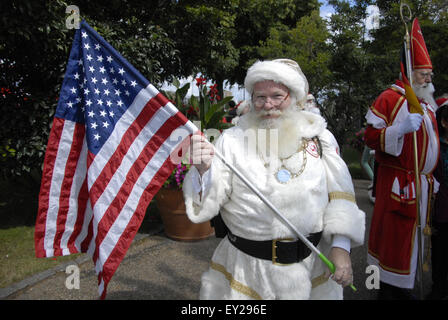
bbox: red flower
[187,105,198,117]
[195,77,207,87]
[208,83,220,101]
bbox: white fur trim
[323,200,365,247]
[244,60,309,105]
[183,161,228,223]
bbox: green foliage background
[1,0,447,180]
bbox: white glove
[397,113,424,137]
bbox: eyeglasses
[417,71,434,79]
[253,92,290,107]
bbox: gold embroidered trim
[311,272,329,288]
[370,105,388,125]
[380,127,386,152]
[368,249,411,274]
[390,95,405,126]
[328,192,356,203]
[420,121,427,172]
[210,261,262,300]
[390,193,416,204]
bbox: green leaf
[203,98,211,122]
[173,78,180,88]
[176,82,190,102]
[204,102,223,124]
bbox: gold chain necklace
[260,138,308,184]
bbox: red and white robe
[365,80,439,288]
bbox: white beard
[257,110,284,129]
[413,82,437,109]
[237,105,326,160]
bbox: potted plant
[154,160,215,241]
[154,76,232,241]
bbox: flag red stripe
[91,111,188,264]
[35,117,65,258]
[88,93,168,208]
[80,194,95,252]
[98,153,177,295]
[153,90,170,107]
[66,177,89,253]
[53,123,86,255]
[81,152,95,253]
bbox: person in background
[360,144,376,204]
[427,96,448,299]
[303,93,340,155]
[231,100,250,125]
[304,93,320,115]
[225,100,237,123]
[364,18,439,300]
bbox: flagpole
[400,2,424,300]
[212,147,357,292]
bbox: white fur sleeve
[182,133,233,224]
[320,130,366,248]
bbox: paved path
[1,180,433,300]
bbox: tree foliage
[1,0,319,178]
[229,0,320,84]
[1,1,71,178]
[324,0,448,147]
[1,0,447,178]
[257,10,332,96]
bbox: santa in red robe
[364,18,439,297]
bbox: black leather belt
[227,230,322,265]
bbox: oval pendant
[276,169,291,183]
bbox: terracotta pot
[155,188,214,241]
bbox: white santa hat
[244,59,309,107]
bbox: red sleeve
[364,125,386,152]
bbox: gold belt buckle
[272,238,294,266]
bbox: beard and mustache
[413,81,437,109]
[256,109,285,129]
[238,101,309,159]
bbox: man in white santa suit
[182,58,365,300]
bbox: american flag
[35,20,197,299]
